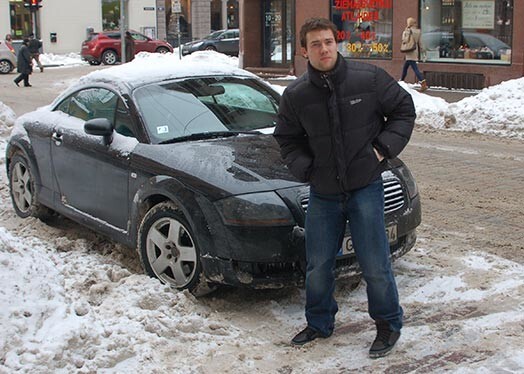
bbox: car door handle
[52,131,63,144]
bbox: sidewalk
[267,77,478,103]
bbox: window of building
[331,0,394,60]
[9,0,33,39]
[102,0,120,30]
[420,0,513,64]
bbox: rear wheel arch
[8,150,54,220]
[6,144,41,188]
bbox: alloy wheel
[145,215,198,288]
[0,60,12,74]
[10,161,32,214]
[102,50,118,65]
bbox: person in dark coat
[14,38,32,87]
[274,18,415,358]
[28,33,43,72]
[125,31,135,62]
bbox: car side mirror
[85,118,114,146]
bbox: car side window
[131,32,147,41]
[56,96,71,113]
[72,88,118,122]
[114,99,136,138]
[55,87,117,123]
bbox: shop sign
[462,0,495,29]
[332,0,393,59]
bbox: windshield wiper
[159,130,261,144]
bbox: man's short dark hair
[299,18,338,49]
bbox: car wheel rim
[11,162,32,213]
[146,216,197,288]
[0,61,10,73]
[104,52,116,64]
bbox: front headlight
[397,165,419,199]
[214,192,295,226]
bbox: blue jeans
[304,178,403,335]
[401,60,424,82]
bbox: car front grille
[300,178,405,214]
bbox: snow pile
[400,82,450,129]
[0,102,15,135]
[40,52,88,67]
[401,78,524,139]
[447,78,524,138]
[0,226,237,372]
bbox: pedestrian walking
[28,33,44,72]
[125,31,135,62]
[400,17,427,91]
[14,38,32,87]
[274,18,416,358]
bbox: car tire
[101,50,118,65]
[204,45,217,51]
[138,201,214,295]
[156,47,170,54]
[88,60,101,66]
[8,153,54,220]
[0,59,13,74]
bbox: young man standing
[273,18,416,358]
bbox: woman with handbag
[400,17,427,92]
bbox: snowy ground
[0,52,523,373]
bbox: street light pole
[120,0,126,63]
[172,0,182,60]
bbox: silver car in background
[0,39,17,74]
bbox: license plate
[339,225,398,256]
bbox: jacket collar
[307,53,347,89]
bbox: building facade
[240,0,523,88]
[1,0,238,54]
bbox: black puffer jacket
[274,54,416,194]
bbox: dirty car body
[6,59,421,294]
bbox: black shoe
[40,67,44,72]
[291,326,332,346]
[14,80,19,87]
[369,321,401,358]
[24,84,32,87]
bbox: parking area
[0,65,523,372]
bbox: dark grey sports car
[6,57,421,294]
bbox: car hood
[131,134,304,200]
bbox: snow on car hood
[131,134,303,200]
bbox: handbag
[400,28,417,53]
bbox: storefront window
[420,0,513,64]
[331,0,393,60]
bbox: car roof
[53,51,256,103]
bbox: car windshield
[133,76,279,144]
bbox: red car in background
[81,30,173,65]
